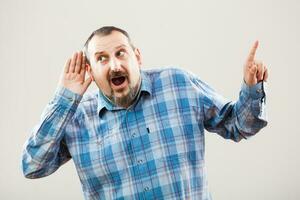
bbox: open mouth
[111,76,126,86]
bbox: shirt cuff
[241,81,266,100]
[52,87,83,107]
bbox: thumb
[245,64,258,86]
[249,64,258,75]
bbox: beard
[106,71,141,108]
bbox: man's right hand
[59,51,93,96]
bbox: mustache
[109,71,128,79]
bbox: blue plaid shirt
[22,67,267,200]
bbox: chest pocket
[70,135,111,187]
[146,106,202,166]
[67,117,113,186]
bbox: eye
[98,55,108,63]
[116,50,126,57]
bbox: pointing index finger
[247,40,259,63]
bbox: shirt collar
[97,70,152,117]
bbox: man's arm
[195,41,268,142]
[21,88,82,178]
[196,78,267,142]
[21,52,92,178]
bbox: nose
[109,57,121,72]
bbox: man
[22,26,268,200]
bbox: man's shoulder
[142,67,194,80]
[73,90,99,117]
[143,66,201,84]
[140,67,203,95]
[80,89,99,103]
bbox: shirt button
[96,140,102,145]
[256,89,263,93]
[144,187,149,191]
[138,160,143,164]
[132,133,136,138]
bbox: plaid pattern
[22,67,267,200]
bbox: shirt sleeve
[21,87,82,178]
[191,74,267,142]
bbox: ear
[134,48,142,67]
[86,64,94,81]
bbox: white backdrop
[1,0,299,199]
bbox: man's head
[83,26,142,108]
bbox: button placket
[126,108,153,195]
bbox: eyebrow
[94,44,128,56]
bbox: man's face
[87,31,142,108]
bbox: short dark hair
[83,26,134,64]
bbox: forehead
[88,31,131,54]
